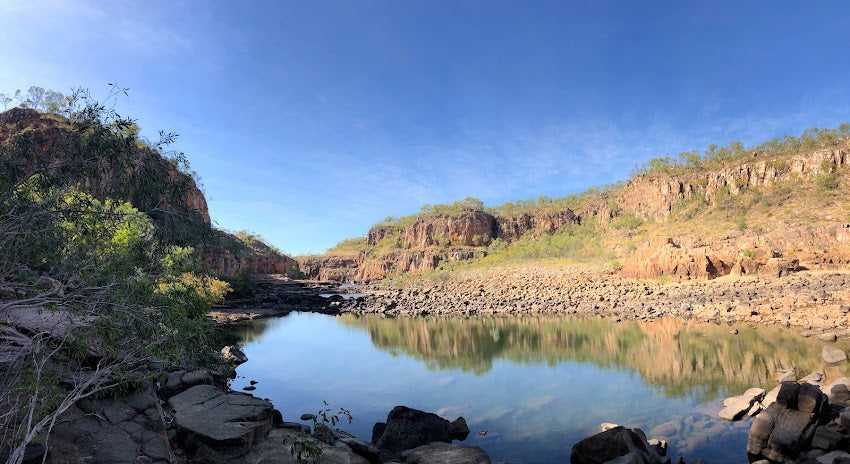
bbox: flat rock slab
[168,384,273,462]
[400,442,491,464]
[242,429,369,464]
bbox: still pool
[225,313,849,463]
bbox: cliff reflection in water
[335,314,847,401]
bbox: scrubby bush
[611,214,643,230]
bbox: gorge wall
[303,146,850,282]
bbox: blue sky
[2,1,849,255]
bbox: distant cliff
[304,135,850,282]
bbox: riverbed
[226,312,849,463]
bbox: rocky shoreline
[211,267,850,336]
[336,266,850,335]
[190,265,850,463]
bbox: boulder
[399,442,492,464]
[570,426,670,464]
[718,387,766,421]
[221,345,249,365]
[168,384,274,463]
[822,345,847,364]
[371,406,470,462]
[158,369,214,399]
[747,382,829,462]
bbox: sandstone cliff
[613,148,848,220]
[308,140,850,282]
[0,108,297,277]
[0,107,210,223]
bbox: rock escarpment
[614,148,849,219]
[0,108,299,277]
[0,107,209,223]
[306,207,580,282]
[203,234,298,276]
[307,144,850,282]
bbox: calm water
[226,313,849,463]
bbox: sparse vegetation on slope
[308,123,850,281]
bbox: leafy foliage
[0,88,229,461]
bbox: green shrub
[611,214,643,230]
[816,172,839,191]
[223,270,258,298]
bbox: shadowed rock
[570,426,670,464]
[371,406,470,462]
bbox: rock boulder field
[334,265,850,331]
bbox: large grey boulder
[48,383,172,463]
[168,384,274,463]
[371,406,470,462]
[747,382,829,462]
[570,426,670,464]
[399,442,491,464]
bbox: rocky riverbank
[335,265,850,334]
[208,274,350,324]
[16,350,494,464]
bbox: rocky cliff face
[299,249,486,283]
[307,145,850,282]
[495,209,578,242]
[299,255,360,281]
[614,148,848,219]
[0,108,301,277]
[203,236,298,276]
[401,211,496,248]
[0,108,210,223]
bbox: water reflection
[226,313,849,463]
[336,315,847,401]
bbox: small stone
[817,332,838,342]
[242,385,256,391]
[801,372,825,385]
[600,422,619,431]
[301,413,317,421]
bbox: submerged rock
[822,345,847,364]
[718,387,765,421]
